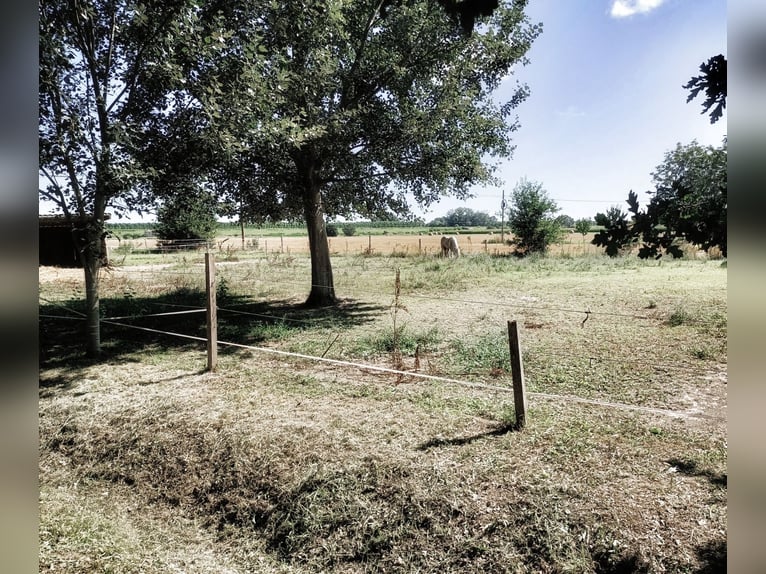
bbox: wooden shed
[39,215,109,268]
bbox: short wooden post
[368,234,372,252]
[280,235,284,253]
[205,253,218,372]
[419,238,422,254]
[507,320,527,428]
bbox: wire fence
[107,230,617,259]
[39,254,728,423]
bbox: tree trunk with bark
[74,220,105,358]
[302,184,337,307]
[83,254,101,358]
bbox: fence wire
[40,256,726,422]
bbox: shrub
[342,224,357,237]
[155,186,218,245]
[326,223,339,237]
[506,178,563,256]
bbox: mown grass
[39,249,727,573]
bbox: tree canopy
[428,207,499,227]
[593,140,727,258]
[574,218,592,236]
[506,178,561,255]
[39,0,191,356]
[149,0,541,305]
[683,54,726,124]
[155,185,219,244]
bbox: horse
[440,235,460,258]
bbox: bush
[326,223,339,237]
[155,186,217,244]
[342,224,357,236]
[574,219,592,236]
[506,178,563,256]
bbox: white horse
[440,235,460,258]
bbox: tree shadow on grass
[694,538,726,573]
[666,457,727,487]
[415,423,520,451]
[214,296,385,355]
[39,289,386,382]
[591,550,650,574]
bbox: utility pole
[500,188,506,244]
[239,200,245,250]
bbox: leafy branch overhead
[593,140,727,259]
[683,54,726,124]
[383,0,501,33]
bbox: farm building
[39,215,109,267]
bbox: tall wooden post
[205,253,218,372]
[500,188,506,244]
[507,320,527,428]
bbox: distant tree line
[427,208,499,228]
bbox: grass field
[39,239,727,573]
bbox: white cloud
[556,105,586,118]
[610,0,666,18]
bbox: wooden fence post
[206,253,218,372]
[368,234,372,252]
[507,320,527,428]
[419,237,422,254]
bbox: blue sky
[417,0,728,222]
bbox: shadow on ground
[666,457,727,487]
[416,423,519,450]
[39,289,386,389]
[693,539,726,573]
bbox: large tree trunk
[83,255,101,358]
[74,218,106,358]
[302,184,337,307]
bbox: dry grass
[39,244,727,573]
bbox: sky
[39,0,727,224]
[416,0,728,222]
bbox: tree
[593,140,727,259]
[554,214,574,228]
[39,0,190,357]
[427,217,448,227]
[388,0,502,34]
[431,207,499,227]
[574,218,591,237]
[506,178,562,255]
[648,140,727,256]
[592,204,635,257]
[159,0,541,306]
[155,185,218,245]
[683,54,726,124]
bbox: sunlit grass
[39,245,727,574]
